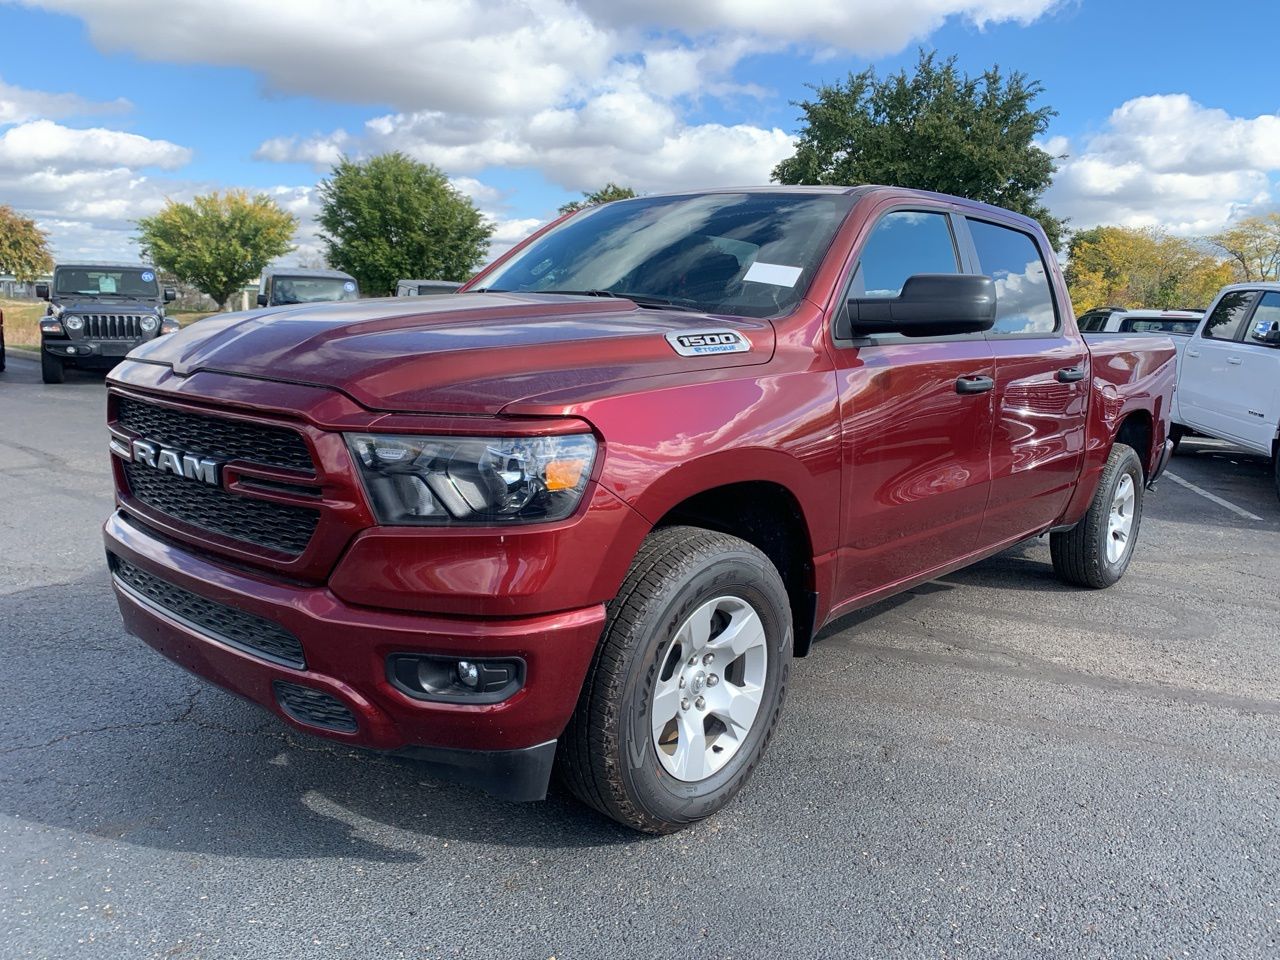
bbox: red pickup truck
[104,187,1176,832]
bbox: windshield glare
[479,192,857,318]
[54,268,159,298]
[271,277,358,305]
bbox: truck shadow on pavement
[0,572,644,857]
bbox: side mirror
[1250,317,1280,345]
[163,287,176,303]
[256,293,268,307]
[840,274,997,339]
[35,283,50,301]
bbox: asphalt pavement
[1,351,1277,960]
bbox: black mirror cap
[256,293,268,307]
[844,274,998,339]
[35,283,50,301]
[163,287,177,302]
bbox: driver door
[829,207,996,607]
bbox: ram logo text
[130,439,221,486]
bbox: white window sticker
[99,276,117,293]
[744,261,803,287]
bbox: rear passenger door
[963,217,1090,546]
[1179,290,1261,446]
[830,206,996,605]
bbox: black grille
[273,682,358,732]
[124,462,319,556]
[117,397,314,472]
[111,554,305,669]
[76,313,146,339]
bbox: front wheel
[1051,443,1144,588]
[40,350,65,384]
[558,526,792,833]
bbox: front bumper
[104,510,606,801]
[45,339,138,360]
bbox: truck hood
[128,293,775,414]
[57,298,162,314]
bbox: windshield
[54,267,159,298]
[271,276,358,305]
[477,192,857,318]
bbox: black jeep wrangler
[37,262,176,384]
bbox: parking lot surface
[2,353,1278,960]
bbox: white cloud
[1047,95,1280,235]
[0,77,130,124]
[20,0,617,117]
[259,85,795,195]
[578,0,1059,54]
[0,119,192,171]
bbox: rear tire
[1272,449,1279,503]
[40,350,65,384]
[1051,443,1144,589]
[558,526,792,834]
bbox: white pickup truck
[1171,283,1280,498]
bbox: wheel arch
[651,479,819,657]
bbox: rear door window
[967,219,1058,336]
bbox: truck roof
[54,262,155,270]
[263,267,356,281]
[624,185,1049,235]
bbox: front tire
[559,526,792,834]
[40,350,65,384]
[1051,443,1144,588]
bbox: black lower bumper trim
[391,739,558,803]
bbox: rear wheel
[1272,448,1279,503]
[1051,443,1144,588]
[559,526,792,833]
[40,350,65,384]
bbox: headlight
[140,316,159,332]
[63,316,83,331]
[346,432,597,525]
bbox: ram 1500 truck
[104,187,1177,833]
[1169,283,1280,499]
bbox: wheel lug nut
[706,674,719,686]
[688,656,697,666]
[703,653,715,665]
[695,697,706,710]
[678,676,685,688]
[680,698,690,711]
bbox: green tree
[1206,213,1280,282]
[317,153,493,295]
[558,183,638,215]
[773,50,1064,248]
[136,190,296,309]
[1066,226,1232,311]
[0,205,53,282]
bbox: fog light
[387,654,525,704]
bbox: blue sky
[3,1,1278,262]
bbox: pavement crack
[0,686,203,756]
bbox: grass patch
[1,299,216,347]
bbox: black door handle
[1056,366,1086,383]
[955,375,995,394]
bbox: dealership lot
[1,354,1277,959]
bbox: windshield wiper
[533,289,699,312]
